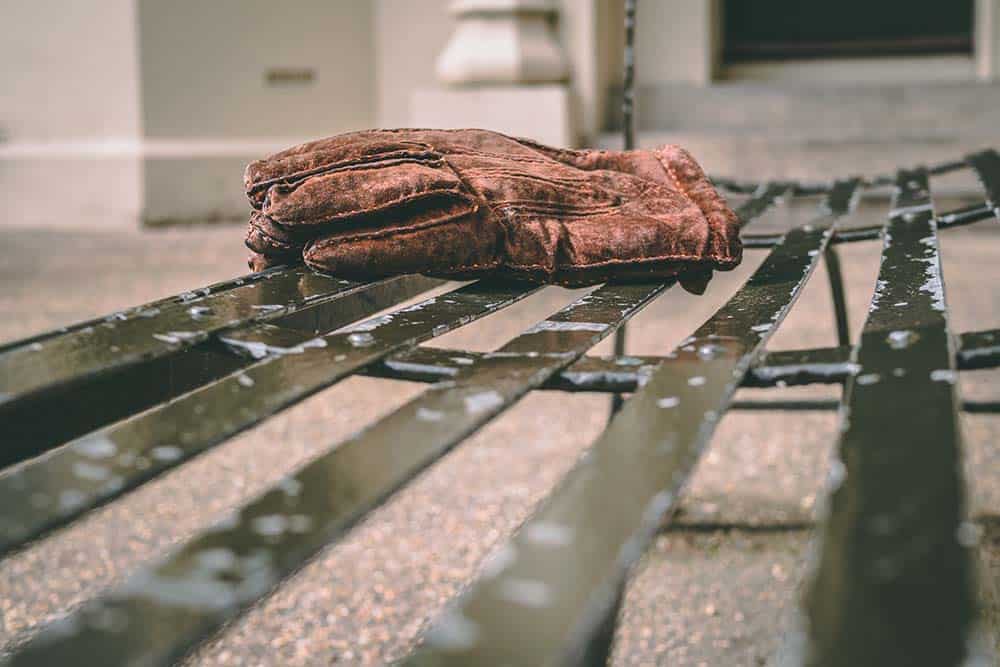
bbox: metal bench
[1,149,998,665]
[2,1,999,662]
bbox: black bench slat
[734,182,793,227]
[967,148,1000,212]
[958,327,1000,369]
[712,155,972,198]
[0,268,440,400]
[0,266,347,398]
[0,264,292,355]
[1,280,670,665]
[0,272,439,468]
[804,169,974,665]
[406,179,859,665]
[3,156,998,664]
[366,345,852,391]
[371,329,1000,392]
[743,200,995,249]
[0,277,440,469]
[0,281,539,557]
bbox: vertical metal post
[610,0,638,418]
[823,246,851,346]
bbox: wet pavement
[0,213,997,664]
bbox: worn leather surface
[244,129,741,289]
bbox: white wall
[0,0,141,142]
[634,0,717,87]
[375,0,619,143]
[136,0,376,223]
[138,0,375,139]
[375,0,453,129]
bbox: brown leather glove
[243,129,740,290]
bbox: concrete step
[615,81,1000,136]
[598,130,997,187]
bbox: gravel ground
[0,203,998,665]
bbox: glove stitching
[268,187,473,226]
[304,204,479,246]
[250,153,443,197]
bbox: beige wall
[138,0,375,139]
[375,0,621,143]
[0,0,141,142]
[374,0,454,129]
[634,0,717,87]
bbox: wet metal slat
[0,265,292,354]
[0,281,538,557]
[958,328,1000,369]
[742,201,995,249]
[2,281,670,666]
[734,182,792,227]
[367,345,855,391]
[967,148,1000,213]
[0,267,437,402]
[406,179,860,665]
[804,169,974,666]
[373,330,1000,390]
[0,272,439,467]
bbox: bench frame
[2,1,998,663]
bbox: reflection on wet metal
[0,272,440,467]
[804,169,974,666]
[2,281,670,665]
[0,281,540,557]
[407,180,860,665]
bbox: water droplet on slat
[523,522,573,547]
[347,332,375,347]
[956,521,982,547]
[497,578,552,607]
[416,407,445,421]
[251,514,288,537]
[887,329,916,349]
[856,373,880,386]
[697,344,722,360]
[151,446,183,462]
[930,369,956,383]
[188,305,214,319]
[73,435,118,459]
[72,462,110,482]
[464,390,504,414]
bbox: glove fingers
[245,129,450,204]
[262,159,474,233]
[302,205,501,280]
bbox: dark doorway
[723,1,974,63]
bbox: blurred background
[3,0,999,230]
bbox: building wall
[375,0,618,143]
[136,0,375,223]
[0,0,141,143]
[137,0,374,140]
[375,0,453,129]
